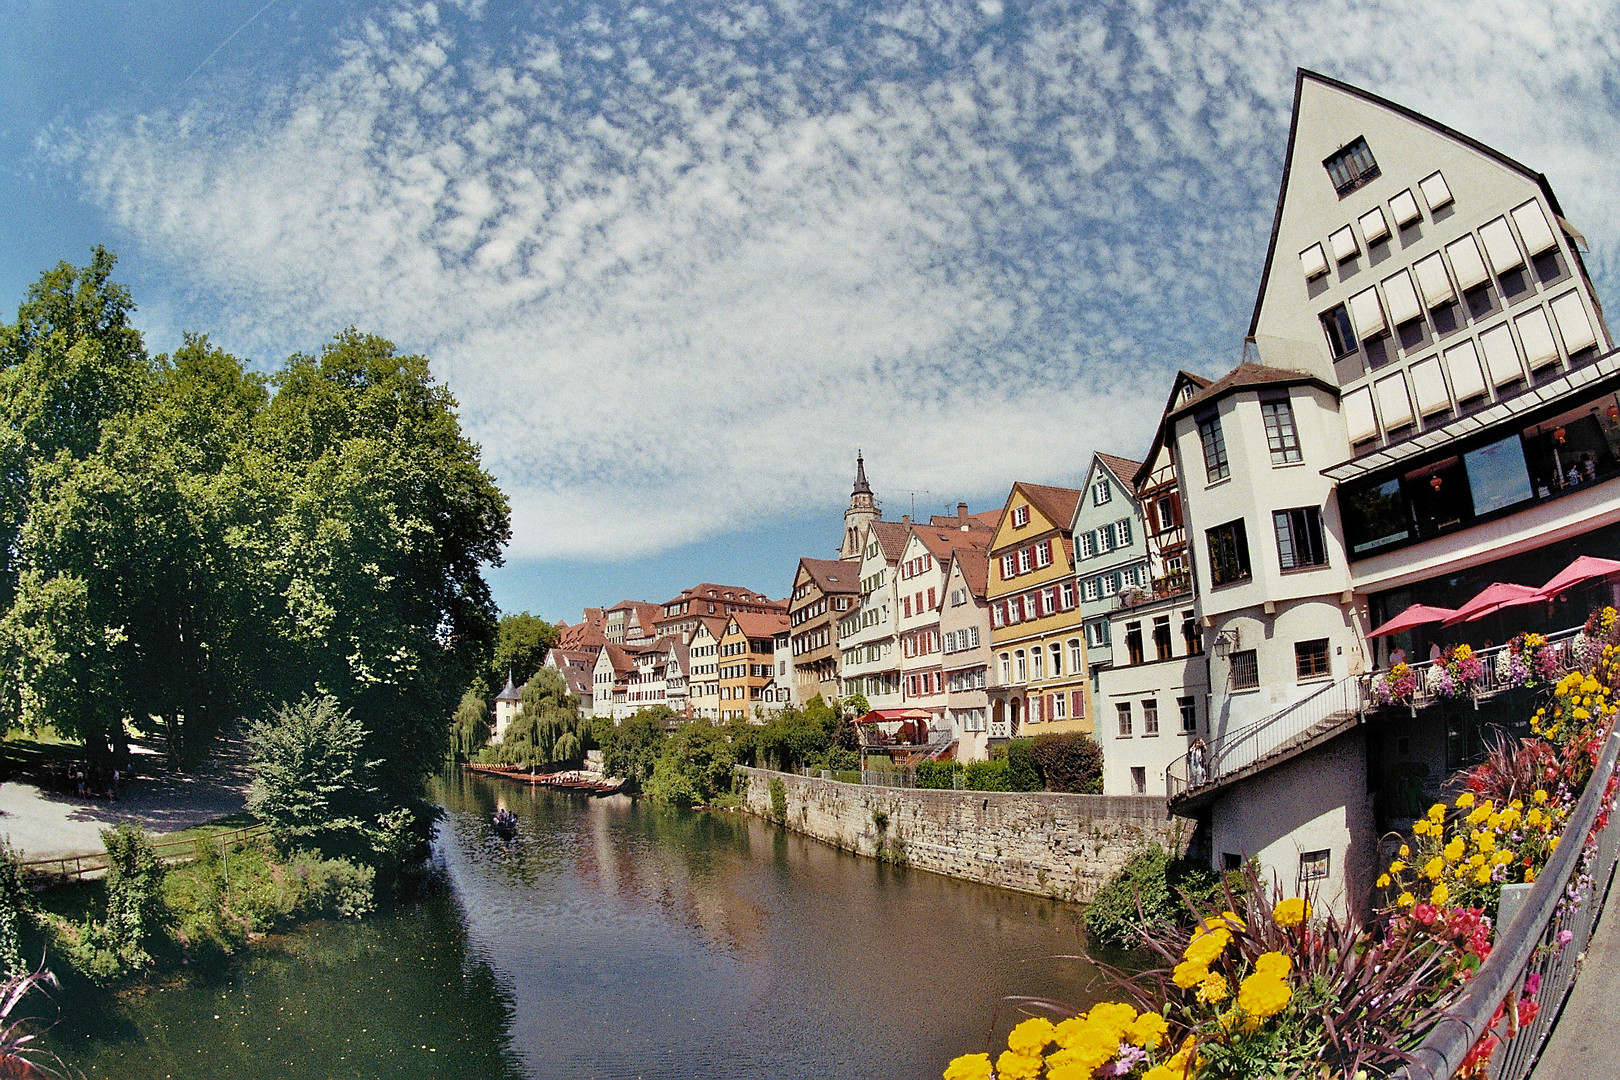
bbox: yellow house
[985,482,1092,738]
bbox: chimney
[901,514,911,525]
[958,502,969,519]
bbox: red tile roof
[950,548,990,600]
[798,557,862,595]
[1013,482,1084,533]
[1168,362,1333,420]
[867,519,912,561]
[728,611,790,638]
[1095,453,1144,486]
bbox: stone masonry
[735,766,1187,902]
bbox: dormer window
[1324,137,1379,196]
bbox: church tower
[840,452,880,560]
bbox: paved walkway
[0,745,251,860]
[1529,868,1620,1077]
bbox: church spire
[840,450,879,561]
[852,450,872,496]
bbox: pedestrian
[1189,738,1209,786]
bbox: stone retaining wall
[736,766,1187,902]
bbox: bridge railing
[1389,625,1585,711]
[1395,725,1620,1080]
[1166,675,1368,801]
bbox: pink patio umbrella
[1536,555,1620,600]
[1440,582,1544,627]
[1367,603,1459,638]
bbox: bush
[914,760,957,789]
[103,823,165,955]
[0,841,26,977]
[1031,732,1104,793]
[247,694,385,857]
[1082,843,1225,948]
[768,778,787,822]
[964,758,1010,791]
[1005,739,1043,791]
[596,710,668,788]
[644,722,735,807]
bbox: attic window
[1012,505,1030,527]
[1324,137,1379,196]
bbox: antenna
[904,490,935,518]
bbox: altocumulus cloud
[52,0,1620,558]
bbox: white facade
[838,522,905,708]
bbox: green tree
[596,708,668,787]
[0,840,27,977]
[486,612,561,698]
[246,694,384,855]
[450,689,491,761]
[645,721,735,807]
[501,667,589,767]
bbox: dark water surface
[53,771,1120,1079]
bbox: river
[51,770,1124,1079]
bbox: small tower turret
[840,451,880,560]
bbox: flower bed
[945,606,1620,1080]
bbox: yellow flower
[1172,959,1208,989]
[1444,838,1466,862]
[943,1053,993,1080]
[1272,897,1310,927]
[1534,789,1550,805]
[1236,971,1292,1021]
[1183,927,1231,966]
[1413,819,1430,837]
[1423,857,1444,880]
[1006,1017,1056,1057]
[1397,891,1415,907]
[1494,850,1514,866]
[1474,865,1493,885]
[1084,1002,1137,1043]
[1399,843,1411,858]
[1197,973,1230,1004]
[1468,853,1486,869]
[1254,951,1292,979]
[1456,792,1475,809]
[995,1050,1043,1080]
[1466,802,1492,826]
[1126,1012,1170,1050]
[1527,808,1544,828]
[1431,882,1450,906]
[1377,873,1391,888]
[1389,860,1405,873]
[1428,803,1447,823]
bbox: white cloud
[51,0,1620,558]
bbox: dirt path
[0,741,251,860]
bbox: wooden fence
[20,824,270,882]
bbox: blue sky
[6,0,1620,624]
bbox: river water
[52,771,1121,1079]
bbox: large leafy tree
[501,667,589,768]
[487,612,561,697]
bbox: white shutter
[1390,189,1422,227]
[1445,340,1488,401]
[1375,372,1414,429]
[1330,226,1360,263]
[1516,307,1561,369]
[1446,235,1490,291]
[1343,386,1378,443]
[1478,324,1523,387]
[1413,252,1455,308]
[1359,207,1390,245]
[1511,200,1558,256]
[1383,270,1422,326]
[1299,243,1329,280]
[1550,291,1599,353]
[1409,357,1450,416]
[1349,287,1386,339]
[1419,171,1453,211]
[1479,217,1525,275]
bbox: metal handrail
[1378,625,1585,711]
[1167,675,1367,801]
[1395,725,1620,1080]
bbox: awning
[1367,603,1459,638]
[1441,582,1544,627]
[853,708,934,725]
[1537,555,1620,600]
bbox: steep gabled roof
[950,548,990,600]
[1132,371,1214,491]
[1247,68,1574,340]
[1168,362,1336,421]
[728,611,791,639]
[598,643,634,675]
[798,557,862,595]
[867,519,911,561]
[911,523,992,562]
[1095,453,1143,487]
[1016,482,1084,532]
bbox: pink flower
[1523,972,1542,998]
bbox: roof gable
[989,481,1082,553]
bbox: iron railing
[1395,725,1620,1080]
[1386,625,1585,712]
[1167,675,1368,802]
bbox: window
[1060,583,1076,609]
[1206,519,1252,586]
[1000,653,1011,684]
[1035,540,1052,568]
[1155,496,1179,532]
[1116,702,1133,737]
[1049,642,1062,676]
[1142,699,1159,736]
[1093,478,1112,506]
[1079,532,1096,559]
[1130,767,1147,795]
[1261,399,1302,464]
[1198,414,1229,483]
[1084,622,1107,649]
[1230,650,1259,691]
[1178,696,1198,734]
[1015,651,1027,682]
[1296,638,1331,680]
[1115,519,1132,546]
[1017,548,1032,574]
[1012,505,1030,527]
[1096,527,1112,554]
[1299,849,1331,884]
[1324,136,1379,195]
[1274,507,1328,570]
[1125,622,1145,665]
[1182,611,1202,656]
[1082,578,1100,602]
[1053,692,1066,719]
[1100,574,1118,598]
[1153,616,1173,661]
[1001,554,1017,580]
[1320,304,1355,358]
[1030,647,1044,680]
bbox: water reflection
[54,772,1119,1080]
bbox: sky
[5,0,1620,624]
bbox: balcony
[1115,571,1192,610]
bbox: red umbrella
[1536,555,1620,600]
[1367,603,1459,638]
[1441,582,1544,627]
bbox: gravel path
[0,743,251,860]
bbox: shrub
[1031,731,1104,793]
[914,760,956,789]
[103,823,165,955]
[964,758,1010,791]
[645,722,735,807]
[768,778,787,822]
[1006,738,1043,791]
[1082,843,1224,948]
[0,842,26,978]
[248,694,385,857]
[596,710,668,788]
